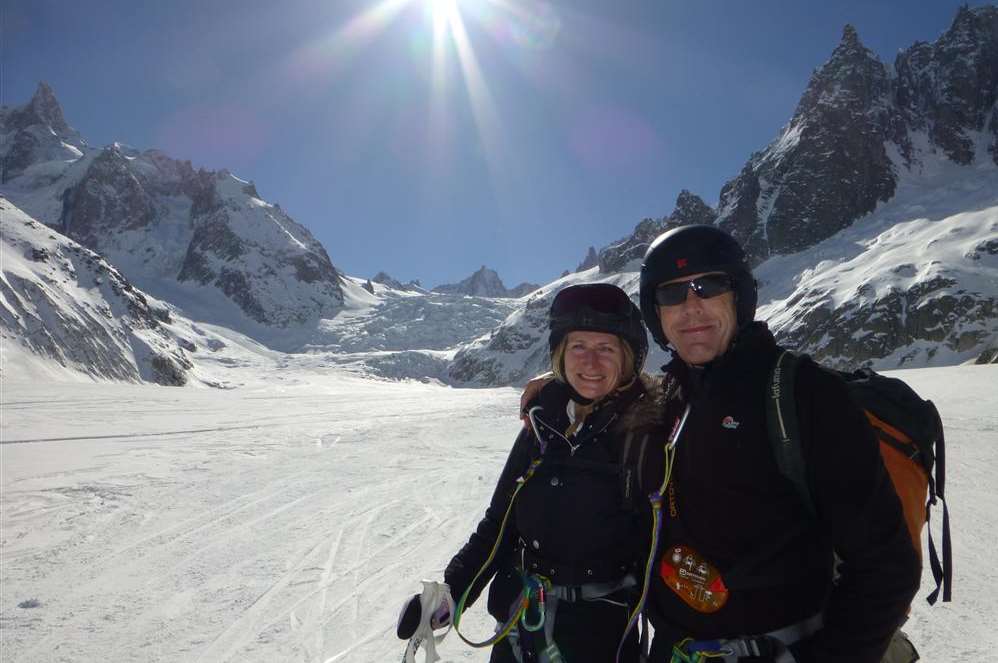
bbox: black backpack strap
[925,400,952,604]
[766,350,816,519]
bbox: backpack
[766,350,952,605]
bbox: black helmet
[549,283,648,376]
[639,225,757,351]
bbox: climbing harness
[616,403,692,663]
[451,409,548,649]
[504,573,638,663]
[453,404,639,661]
[401,580,456,663]
[668,613,822,663]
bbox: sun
[427,0,461,35]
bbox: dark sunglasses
[551,284,634,318]
[654,273,733,306]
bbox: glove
[396,592,451,640]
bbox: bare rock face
[173,178,345,326]
[716,9,998,264]
[775,279,996,369]
[717,25,899,263]
[598,218,670,274]
[575,246,598,272]
[895,6,998,166]
[598,190,714,273]
[60,146,160,246]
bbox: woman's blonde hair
[551,333,635,387]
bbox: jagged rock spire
[27,82,71,134]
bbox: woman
[398,283,667,662]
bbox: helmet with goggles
[548,283,648,378]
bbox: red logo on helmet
[676,258,688,269]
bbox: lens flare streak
[447,4,509,183]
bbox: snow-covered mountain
[368,271,425,292]
[1,199,198,385]
[3,7,996,389]
[716,7,998,262]
[0,87,525,384]
[433,265,539,298]
[1,84,345,331]
[449,165,997,385]
[449,7,998,384]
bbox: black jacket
[644,323,920,663]
[445,375,666,661]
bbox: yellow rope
[616,404,690,662]
[453,459,542,648]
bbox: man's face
[656,271,737,366]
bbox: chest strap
[521,546,633,586]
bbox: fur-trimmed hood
[616,372,679,437]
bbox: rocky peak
[714,20,900,263]
[594,190,712,275]
[575,246,598,272]
[839,24,861,51]
[370,272,426,292]
[894,5,998,164]
[7,82,72,135]
[433,266,518,298]
[1,83,85,183]
[671,190,716,227]
[794,24,890,121]
[598,217,670,273]
[372,271,409,290]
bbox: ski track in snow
[1,365,995,662]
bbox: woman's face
[563,331,625,401]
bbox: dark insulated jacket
[644,323,920,663]
[445,375,667,662]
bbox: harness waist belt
[547,573,638,602]
[685,612,823,663]
[520,546,633,586]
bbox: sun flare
[428,0,460,25]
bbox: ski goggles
[654,273,733,307]
[550,283,634,318]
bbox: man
[637,225,920,663]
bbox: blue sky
[5,1,990,289]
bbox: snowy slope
[453,152,997,385]
[0,199,298,389]
[1,362,994,662]
[1,199,196,385]
[757,148,998,368]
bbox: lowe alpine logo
[721,416,740,430]
[676,258,688,269]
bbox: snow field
[1,363,996,662]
